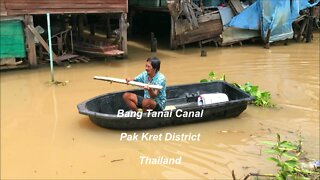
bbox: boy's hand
[144,85,150,90]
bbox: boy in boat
[122,57,166,112]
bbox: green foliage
[239,82,274,107]
[200,71,274,107]
[200,71,225,82]
[261,134,318,180]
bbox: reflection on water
[1,33,319,179]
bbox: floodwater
[1,33,319,179]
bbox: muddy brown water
[1,34,319,179]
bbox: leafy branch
[200,71,274,107]
[260,134,319,180]
[200,71,225,82]
[232,133,319,180]
[235,82,274,107]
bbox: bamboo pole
[47,13,54,82]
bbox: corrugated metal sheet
[2,0,128,16]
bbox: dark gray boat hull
[77,81,253,130]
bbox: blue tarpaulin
[227,1,261,30]
[228,0,320,42]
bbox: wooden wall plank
[5,0,124,3]
[176,19,222,45]
[4,0,127,4]
[2,0,128,16]
[1,0,8,16]
[229,0,243,15]
[6,9,127,15]
[6,4,126,10]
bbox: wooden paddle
[94,76,163,90]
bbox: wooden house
[128,0,223,49]
[0,0,128,69]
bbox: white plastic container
[197,93,229,106]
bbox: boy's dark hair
[146,57,161,72]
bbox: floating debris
[218,130,245,134]
[200,50,207,57]
[110,159,124,163]
[46,80,69,86]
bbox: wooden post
[151,32,157,52]
[72,15,78,41]
[87,15,95,36]
[128,10,135,36]
[39,46,43,61]
[264,29,271,49]
[170,17,177,49]
[89,23,95,36]
[106,15,112,38]
[78,15,84,41]
[24,15,37,67]
[306,0,314,43]
[119,12,128,58]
